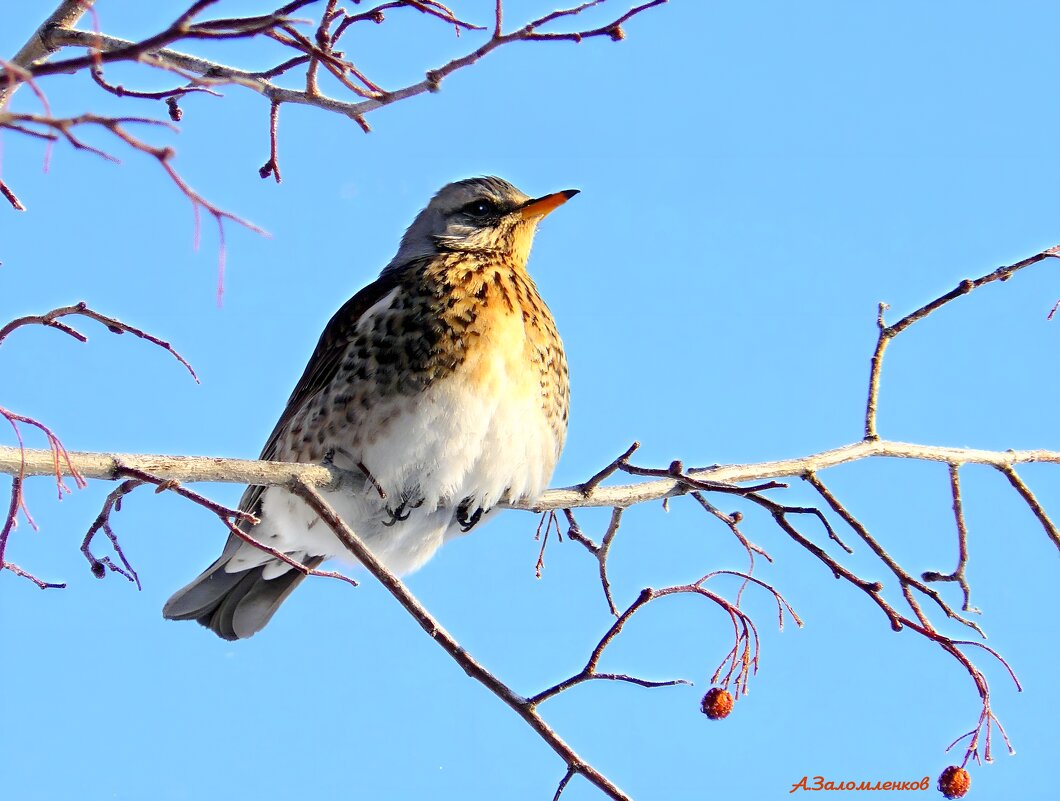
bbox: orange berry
[700,687,734,720]
[938,766,971,799]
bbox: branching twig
[290,478,634,801]
[3,1,666,141]
[529,572,798,706]
[689,491,771,572]
[865,243,1060,438]
[3,110,265,294]
[84,465,359,590]
[0,301,198,381]
[526,586,690,707]
[577,441,639,495]
[804,470,984,635]
[533,508,561,578]
[562,507,622,614]
[0,409,82,587]
[0,301,194,587]
[921,465,979,614]
[82,479,144,587]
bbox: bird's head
[387,176,578,271]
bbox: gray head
[384,176,578,273]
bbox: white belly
[227,310,561,578]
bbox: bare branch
[689,492,772,572]
[921,465,980,614]
[88,65,217,101]
[0,177,25,211]
[533,508,561,578]
[84,465,359,590]
[258,100,282,182]
[4,440,1060,515]
[553,766,576,801]
[0,301,198,381]
[0,0,96,108]
[997,464,1060,550]
[0,476,24,571]
[577,440,639,495]
[82,479,144,587]
[865,243,1060,438]
[3,110,265,287]
[8,0,666,128]
[805,470,984,635]
[563,507,623,615]
[289,478,635,801]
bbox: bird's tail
[163,533,323,640]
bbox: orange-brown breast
[427,256,569,448]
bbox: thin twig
[12,0,664,131]
[97,465,359,589]
[533,508,560,578]
[689,491,771,572]
[578,441,639,496]
[259,100,282,182]
[290,478,633,801]
[805,470,984,635]
[553,766,576,801]
[0,301,198,382]
[921,465,980,614]
[89,65,216,101]
[865,243,1060,438]
[560,506,623,614]
[997,464,1060,550]
[0,178,26,211]
[82,479,144,587]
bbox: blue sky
[2,2,1059,799]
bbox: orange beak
[517,189,580,220]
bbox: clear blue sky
[2,2,1058,800]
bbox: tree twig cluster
[0,0,665,242]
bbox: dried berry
[700,687,734,720]
[937,766,970,799]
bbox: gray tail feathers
[163,533,323,640]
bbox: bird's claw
[456,499,487,533]
[382,494,424,527]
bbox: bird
[163,176,576,640]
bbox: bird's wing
[236,269,404,515]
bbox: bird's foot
[382,494,425,527]
[456,499,488,533]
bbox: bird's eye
[462,200,496,218]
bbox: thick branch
[0,0,95,108]
[0,447,340,491]
[3,440,1060,520]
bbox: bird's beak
[517,189,580,220]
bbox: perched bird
[163,176,576,640]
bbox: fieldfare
[163,176,575,639]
